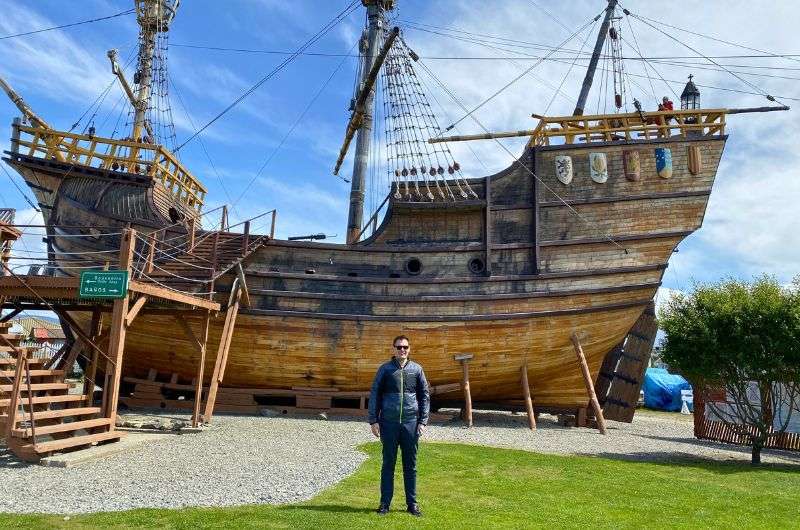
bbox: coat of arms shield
[688,145,702,175]
[655,147,673,179]
[589,152,608,183]
[555,155,573,185]
[623,150,641,181]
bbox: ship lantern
[681,74,700,110]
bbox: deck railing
[11,122,206,211]
[0,208,14,225]
[528,108,726,146]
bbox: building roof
[11,316,62,337]
[681,76,700,99]
[30,327,66,341]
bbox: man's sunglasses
[394,345,410,350]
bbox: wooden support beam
[103,228,135,426]
[0,307,22,323]
[455,354,473,427]
[193,313,211,427]
[236,264,251,308]
[124,295,148,327]
[571,332,607,435]
[202,285,242,423]
[128,281,220,311]
[83,310,103,406]
[521,361,536,430]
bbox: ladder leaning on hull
[595,301,659,423]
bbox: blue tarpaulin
[643,368,691,411]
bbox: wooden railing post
[242,221,250,256]
[145,233,156,274]
[270,210,277,239]
[221,205,228,232]
[187,217,196,250]
[23,357,38,447]
[4,346,27,439]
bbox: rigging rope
[438,10,604,133]
[0,8,135,40]
[416,58,630,255]
[230,40,358,209]
[174,0,360,152]
[623,8,786,105]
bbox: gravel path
[1,409,798,514]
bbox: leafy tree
[659,276,800,465]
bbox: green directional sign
[79,270,129,299]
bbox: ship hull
[7,133,726,412]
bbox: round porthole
[468,257,486,275]
[405,257,422,276]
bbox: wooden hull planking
[8,134,726,408]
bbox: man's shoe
[376,504,389,515]
[407,503,422,517]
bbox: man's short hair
[393,335,410,346]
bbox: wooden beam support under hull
[174,313,212,428]
[521,361,536,430]
[571,332,607,435]
[202,286,242,424]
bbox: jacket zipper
[399,366,404,424]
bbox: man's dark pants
[379,420,418,506]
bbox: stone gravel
[1,409,798,514]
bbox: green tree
[659,276,800,465]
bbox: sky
[1,0,799,312]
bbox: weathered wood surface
[11,134,726,409]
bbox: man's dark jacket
[368,358,430,425]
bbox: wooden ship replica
[1,0,790,432]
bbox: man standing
[368,335,430,517]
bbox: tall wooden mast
[346,0,393,245]
[131,0,179,142]
[573,0,617,116]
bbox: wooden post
[175,312,212,428]
[103,228,135,426]
[145,233,156,274]
[484,176,492,277]
[4,346,27,439]
[455,354,473,427]
[221,205,228,232]
[202,285,242,423]
[270,210,277,239]
[521,361,536,430]
[83,310,103,406]
[187,217,196,250]
[242,220,250,256]
[571,332,607,435]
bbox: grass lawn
[2,442,798,529]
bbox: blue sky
[1,0,799,308]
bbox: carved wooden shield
[555,155,573,185]
[589,152,608,183]
[688,145,702,175]
[655,147,672,179]
[623,149,641,181]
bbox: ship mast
[346,0,394,245]
[131,0,179,142]
[573,0,617,116]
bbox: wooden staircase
[1,321,121,463]
[147,230,267,293]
